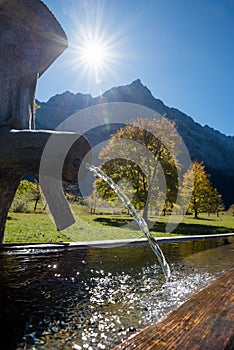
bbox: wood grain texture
[0,129,90,182]
[0,0,68,129]
[0,169,22,242]
[113,269,234,350]
[0,129,91,241]
[0,0,69,239]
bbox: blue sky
[37,0,234,136]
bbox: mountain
[36,79,234,207]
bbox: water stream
[86,164,171,281]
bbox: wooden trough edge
[0,232,234,251]
[113,268,234,350]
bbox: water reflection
[0,237,233,349]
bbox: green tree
[96,117,181,220]
[16,179,34,196]
[182,161,222,218]
[228,204,234,216]
[31,180,41,211]
[208,188,224,217]
[11,179,41,212]
[34,102,40,111]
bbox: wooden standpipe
[0,0,90,242]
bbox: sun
[78,39,111,71]
[81,41,108,69]
[70,28,121,90]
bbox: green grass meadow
[4,202,234,244]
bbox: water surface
[0,237,233,349]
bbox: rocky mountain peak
[35,80,234,207]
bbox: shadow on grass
[94,216,232,235]
[94,217,133,227]
[150,221,232,235]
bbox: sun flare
[70,27,121,90]
[81,42,108,69]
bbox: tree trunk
[143,200,149,222]
[33,197,40,212]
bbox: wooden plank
[113,268,234,350]
[0,129,90,181]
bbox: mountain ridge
[36,79,233,137]
[36,79,234,207]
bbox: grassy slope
[4,203,234,244]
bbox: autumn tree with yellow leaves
[182,161,222,218]
[95,117,181,220]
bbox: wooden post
[0,170,22,242]
[0,0,68,130]
[0,129,90,180]
[0,1,91,242]
[0,129,91,237]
